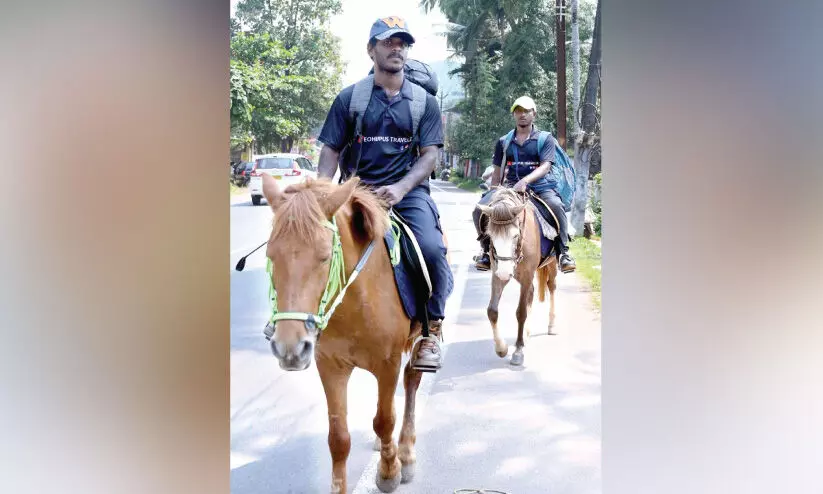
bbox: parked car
[232,161,254,187]
[249,153,318,205]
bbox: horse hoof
[401,462,416,483]
[375,472,401,493]
[495,346,508,358]
[510,351,524,366]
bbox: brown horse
[476,188,558,366]
[260,173,427,493]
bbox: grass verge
[569,237,601,310]
[448,176,483,192]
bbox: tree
[570,0,600,235]
[424,0,597,173]
[230,33,310,152]
[231,0,344,152]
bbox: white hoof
[401,462,415,483]
[375,471,401,493]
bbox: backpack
[500,130,576,212]
[338,59,438,179]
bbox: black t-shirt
[492,127,557,193]
[318,79,443,187]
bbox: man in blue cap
[315,16,452,372]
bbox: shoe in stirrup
[559,252,576,273]
[474,252,491,271]
[412,320,443,372]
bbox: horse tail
[537,264,550,303]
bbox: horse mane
[272,178,388,244]
[484,188,527,238]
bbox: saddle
[383,209,433,332]
[527,194,561,268]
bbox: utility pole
[438,90,451,113]
[570,0,581,146]
[555,0,567,149]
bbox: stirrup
[559,255,576,273]
[410,334,442,372]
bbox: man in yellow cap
[472,95,576,273]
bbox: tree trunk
[280,136,294,153]
[570,0,600,236]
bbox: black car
[232,161,255,186]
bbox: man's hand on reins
[374,183,406,207]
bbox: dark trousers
[394,186,454,320]
[472,187,570,255]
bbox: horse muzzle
[269,321,316,371]
[271,335,315,371]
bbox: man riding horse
[473,95,576,274]
[313,17,453,371]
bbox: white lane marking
[352,259,470,493]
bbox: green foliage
[448,175,483,192]
[230,33,309,150]
[568,237,601,309]
[231,0,344,152]
[426,0,597,159]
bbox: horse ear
[262,174,281,209]
[350,193,387,243]
[476,204,492,216]
[322,176,360,217]
[512,204,526,216]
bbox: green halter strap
[267,217,375,333]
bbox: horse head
[476,189,527,281]
[261,173,387,371]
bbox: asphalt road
[230,179,601,494]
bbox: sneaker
[412,320,443,372]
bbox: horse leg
[398,360,423,483]
[373,359,403,493]
[487,273,510,358]
[317,359,353,494]
[511,278,534,367]
[547,264,558,335]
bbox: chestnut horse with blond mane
[476,187,559,366]
[259,173,430,493]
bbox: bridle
[265,217,375,339]
[487,194,528,266]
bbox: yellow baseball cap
[510,95,537,113]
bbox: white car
[249,153,318,205]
